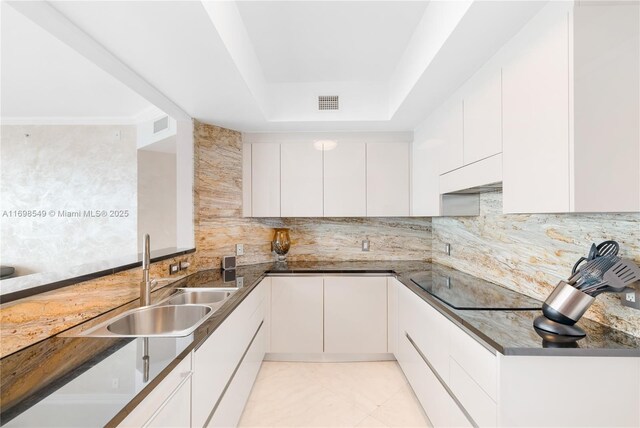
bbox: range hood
[446,181,502,195]
[440,153,503,195]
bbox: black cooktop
[410,267,542,311]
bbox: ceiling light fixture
[313,140,338,151]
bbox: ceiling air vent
[318,95,339,111]
[153,116,169,134]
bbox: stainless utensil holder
[542,281,595,325]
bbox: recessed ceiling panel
[237,1,429,83]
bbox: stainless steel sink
[76,304,213,337]
[163,290,235,306]
[107,305,212,336]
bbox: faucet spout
[141,234,151,306]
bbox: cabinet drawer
[207,323,265,427]
[449,322,497,400]
[399,333,472,428]
[449,358,497,428]
[119,354,192,427]
[399,286,450,379]
[192,284,265,427]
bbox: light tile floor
[238,361,432,427]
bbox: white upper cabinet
[366,142,410,216]
[246,137,412,218]
[251,143,281,217]
[571,2,639,212]
[502,2,571,214]
[435,98,464,175]
[324,142,367,217]
[281,143,323,217]
[411,141,442,217]
[502,1,639,213]
[462,62,503,165]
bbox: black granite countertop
[1,260,638,427]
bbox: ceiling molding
[200,0,270,117]
[0,117,138,126]
[7,1,191,122]
[242,131,413,145]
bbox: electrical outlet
[169,263,180,275]
[236,243,244,256]
[236,277,244,287]
[362,239,370,252]
[621,289,640,310]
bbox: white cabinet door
[192,283,264,427]
[208,324,265,428]
[398,284,450,380]
[435,98,464,175]
[398,333,472,428]
[119,354,192,428]
[270,277,324,353]
[387,278,399,354]
[366,142,410,217]
[411,141,441,216]
[463,64,502,165]
[323,277,387,354]
[324,142,366,217]
[145,376,192,428]
[251,143,280,217]
[281,143,323,217]
[502,3,571,213]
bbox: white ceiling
[236,1,429,83]
[0,2,152,122]
[4,1,547,132]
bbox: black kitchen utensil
[572,240,619,274]
[581,258,640,295]
[568,255,619,286]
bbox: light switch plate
[362,239,370,252]
[236,243,244,256]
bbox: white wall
[137,149,177,251]
[0,124,137,276]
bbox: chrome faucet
[141,233,152,306]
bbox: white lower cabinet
[207,325,266,427]
[396,283,640,428]
[397,332,471,428]
[268,276,391,358]
[145,374,192,428]
[192,281,266,427]
[324,277,387,354]
[119,354,193,428]
[270,276,324,354]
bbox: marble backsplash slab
[0,254,197,357]
[432,191,640,337]
[281,217,432,262]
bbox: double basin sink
[77,289,237,338]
